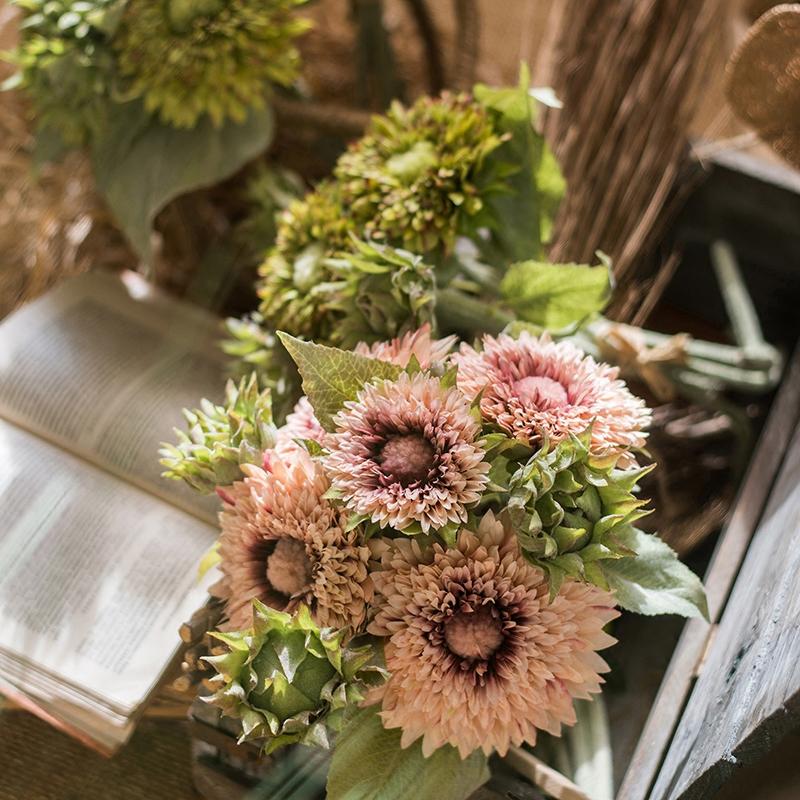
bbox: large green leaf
[499,258,611,329]
[474,64,565,263]
[277,333,402,431]
[600,527,709,619]
[327,707,489,800]
[91,99,274,259]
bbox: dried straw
[538,0,724,318]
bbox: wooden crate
[617,342,800,799]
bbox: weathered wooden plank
[650,407,800,798]
[616,344,800,800]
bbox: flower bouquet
[162,319,707,798]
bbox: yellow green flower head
[113,0,311,128]
[257,182,350,340]
[333,92,508,255]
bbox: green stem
[710,239,766,357]
[436,287,513,338]
[568,697,614,800]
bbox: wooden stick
[504,746,591,800]
[272,96,370,138]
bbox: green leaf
[327,707,489,800]
[600,528,709,619]
[500,259,611,329]
[277,333,402,430]
[91,99,274,260]
[474,64,564,262]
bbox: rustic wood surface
[649,350,800,798]
[617,344,800,800]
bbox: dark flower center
[377,433,436,486]
[266,538,312,598]
[514,375,568,409]
[444,606,504,661]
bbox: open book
[0,271,226,754]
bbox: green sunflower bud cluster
[257,182,351,340]
[113,0,310,128]
[501,431,654,594]
[222,313,301,423]
[205,602,386,753]
[6,0,122,145]
[160,373,277,492]
[323,238,437,349]
[333,92,508,255]
[251,89,522,350]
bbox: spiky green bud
[323,238,437,348]
[205,602,386,753]
[222,314,302,423]
[500,431,654,595]
[113,0,311,128]
[333,92,508,256]
[159,373,277,492]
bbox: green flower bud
[113,0,311,128]
[159,373,278,492]
[205,602,386,753]
[256,182,351,340]
[334,92,508,256]
[502,430,654,595]
[323,238,437,348]
[221,314,302,423]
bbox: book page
[0,271,227,521]
[0,420,217,713]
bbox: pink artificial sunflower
[368,512,619,758]
[454,331,650,463]
[216,448,371,631]
[325,372,489,532]
[355,323,456,369]
[275,396,330,454]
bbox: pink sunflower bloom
[367,512,619,758]
[275,396,330,454]
[355,323,456,369]
[216,448,371,631]
[324,372,489,532]
[454,331,650,463]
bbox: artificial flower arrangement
[157,64,707,799]
[161,321,707,799]
[3,0,310,257]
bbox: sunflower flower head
[367,512,618,758]
[354,323,456,370]
[454,331,651,466]
[325,372,489,533]
[216,447,371,631]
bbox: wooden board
[617,344,800,800]
[649,369,800,798]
